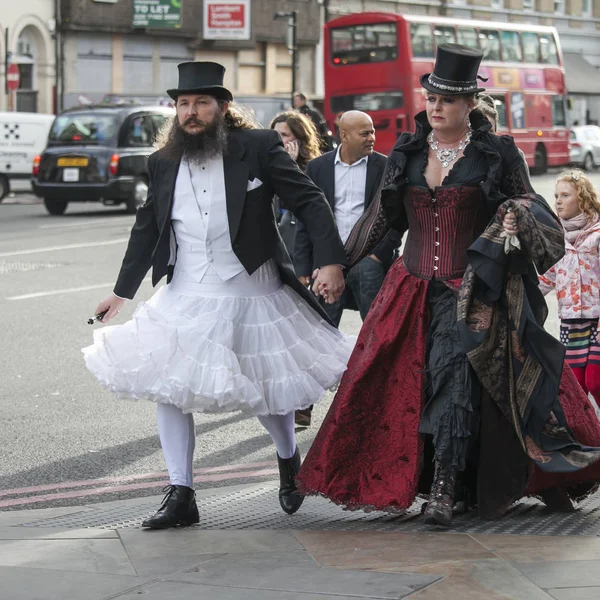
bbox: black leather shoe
[142,485,199,529]
[277,447,304,515]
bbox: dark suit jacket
[294,149,402,277]
[113,128,347,324]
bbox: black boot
[142,485,199,529]
[277,447,304,515]
[423,461,456,527]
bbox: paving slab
[515,560,600,588]
[0,525,117,540]
[0,538,136,576]
[171,554,439,598]
[112,581,379,600]
[295,531,491,570]
[471,534,600,563]
[548,588,600,600]
[0,566,138,600]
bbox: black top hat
[167,62,233,102]
[420,44,486,95]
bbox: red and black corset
[402,185,489,280]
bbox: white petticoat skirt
[83,260,355,416]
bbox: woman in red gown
[297,44,600,527]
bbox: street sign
[6,63,20,91]
[132,0,182,29]
[203,0,251,40]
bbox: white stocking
[257,412,296,459]
[156,403,195,488]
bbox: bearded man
[83,62,353,529]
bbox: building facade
[56,0,321,124]
[324,0,600,123]
[0,1,57,113]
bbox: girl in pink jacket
[540,169,600,403]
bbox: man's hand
[94,293,125,324]
[368,254,382,264]
[298,275,311,287]
[311,265,345,304]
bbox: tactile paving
[18,483,600,535]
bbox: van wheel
[43,198,68,215]
[583,153,595,172]
[534,144,547,175]
[125,177,148,214]
[0,175,8,201]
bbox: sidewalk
[1,481,599,600]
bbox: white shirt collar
[334,145,369,167]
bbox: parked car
[570,125,600,171]
[0,112,55,201]
[32,104,175,215]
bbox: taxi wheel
[43,198,68,215]
[583,153,595,172]
[125,177,148,214]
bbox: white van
[0,112,55,200]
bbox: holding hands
[310,265,345,304]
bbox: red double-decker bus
[324,12,570,172]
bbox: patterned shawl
[457,194,600,473]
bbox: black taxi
[32,104,175,215]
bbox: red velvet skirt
[296,260,600,513]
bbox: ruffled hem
[83,284,355,415]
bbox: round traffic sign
[6,63,20,91]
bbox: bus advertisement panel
[324,13,570,171]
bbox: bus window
[552,96,567,127]
[411,23,434,57]
[492,95,508,129]
[433,26,457,46]
[522,32,540,62]
[330,92,404,114]
[501,31,523,62]
[457,27,479,50]
[330,23,398,65]
[479,29,501,61]
[540,34,559,65]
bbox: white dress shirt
[333,146,368,244]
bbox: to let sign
[132,0,181,29]
[6,63,20,91]
[203,0,251,40]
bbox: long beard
[163,111,228,162]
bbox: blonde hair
[476,94,498,131]
[556,169,600,218]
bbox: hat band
[427,74,479,93]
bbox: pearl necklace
[427,130,472,168]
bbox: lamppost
[273,10,298,107]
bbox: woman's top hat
[420,44,486,95]
[167,62,233,102]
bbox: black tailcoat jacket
[113,128,347,324]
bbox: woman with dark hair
[298,44,600,527]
